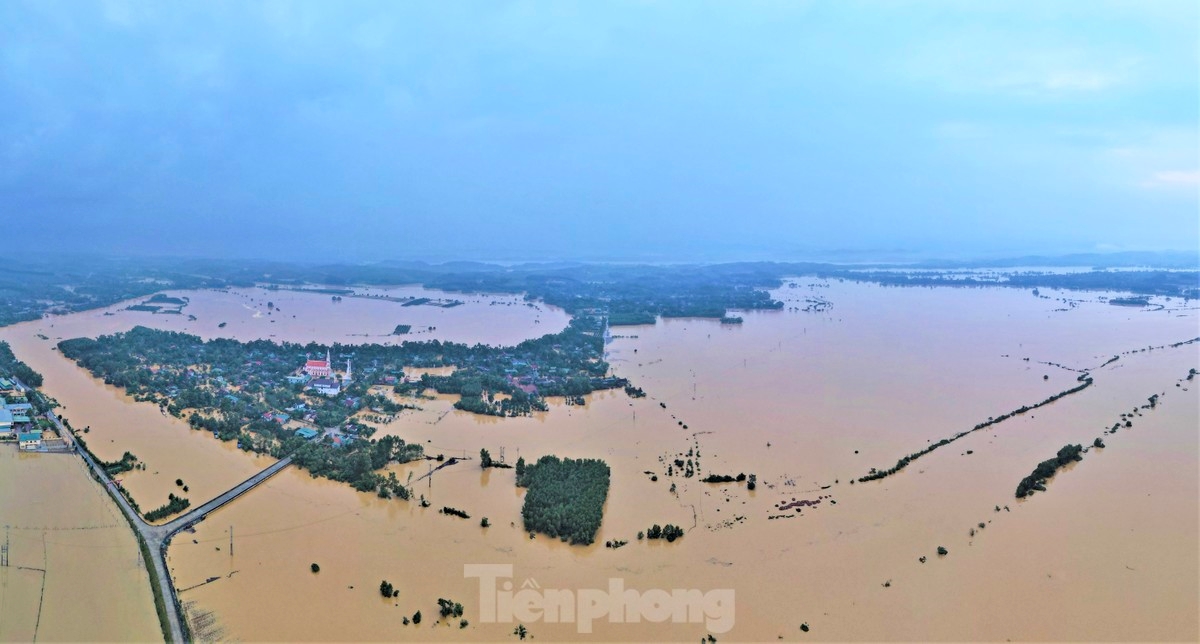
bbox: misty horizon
[3,1,1197,263]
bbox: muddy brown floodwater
[2,280,1197,641]
[0,285,560,641]
[0,450,161,641]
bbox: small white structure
[0,409,13,438]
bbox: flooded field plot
[0,450,161,642]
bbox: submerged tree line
[858,373,1095,484]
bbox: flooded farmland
[0,449,161,641]
[2,280,1197,641]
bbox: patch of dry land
[2,280,1196,641]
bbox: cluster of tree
[437,598,464,619]
[479,449,512,469]
[669,457,696,478]
[100,451,139,475]
[419,263,787,324]
[1109,296,1151,307]
[362,393,411,414]
[147,294,188,306]
[380,580,398,598]
[395,315,621,408]
[144,493,190,521]
[453,389,546,417]
[608,312,656,325]
[516,455,610,545]
[188,412,248,443]
[0,341,43,387]
[441,506,470,519]
[644,524,685,542]
[623,384,645,398]
[1015,444,1083,498]
[859,376,1094,483]
[290,435,422,495]
[376,472,412,500]
[700,473,746,484]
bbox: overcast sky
[2,1,1196,262]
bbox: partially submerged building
[18,431,41,451]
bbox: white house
[309,378,341,397]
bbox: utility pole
[230,525,234,557]
[2,525,9,567]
